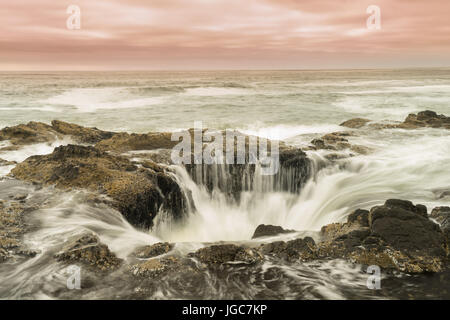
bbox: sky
[1,0,449,70]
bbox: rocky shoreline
[0,110,449,298]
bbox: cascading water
[153,126,450,243]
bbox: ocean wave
[41,87,166,112]
[239,123,343,140]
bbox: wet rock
[431,206,450,226]
[309,132,370,155]
[96,132,176,153]
[0,158,16,166]
[11,194,27,201]
[130,256,182,277]
[13,248,40,257]
[252,224,295,239]
[78,126,311,196]
[133,242,174,258]
[399,110,450,129]
[10,145,186,228]
[439,191,450,199]
[318,199,448,273]
[0,248,8,262]
[340,118,371,128]
[431,207,450,242]
[0,236,20,249]
[347,209,369,227]
[0,200,33,262]
[55,233,122,271]
[349,144,372,155]
[192,244,263,265]
[50,120,115,144]
[0,121,62,147]
[260,237,316,262]
[187,144,310,195]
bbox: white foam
[0,138,73,163]
[42,88,165,113]
[240,123,343,140]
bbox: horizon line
[2,66,450,73]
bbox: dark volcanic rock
[260,237,316,262]
[431,206,450,242]
[347,209,369,227]
[192,244,263,265]
[55,233,122,271]
[252,224,295,239]
[10,145,186,228]
[370,204,443,256]
[133,242,174,258]
[318,199,448,273]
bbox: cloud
[1,0,449,70]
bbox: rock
[96,132,176,153]
[347,209,369,227]
[384,199,428,218]
[318,199,448,273]
[186,140,310,195]
[0,121,62,147]
[439,191,450,199]
[0,158,16,166]
[0,248,8,262]
[369,205,442,255]
[340,118,371,128]
[398,110,450,129]
[0,200,32,262]
[130,256,182,277]
[55,233,122,271]
[50,120,115,144]
[11,194,27,201]
[431,206,450,242]
[431,206,450,226]
[133,242,174,258]
[260,237,316,262]
[309,132,370,155]
[192,244,263,265]
[0,236,20,249]
[349,144,372,155]
[251,224,295,239]
[0,120,118,149]
[10,145,186,228]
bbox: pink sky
[1,0,449,70]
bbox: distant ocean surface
[1,69,450,137]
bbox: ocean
[0,69,449,299]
